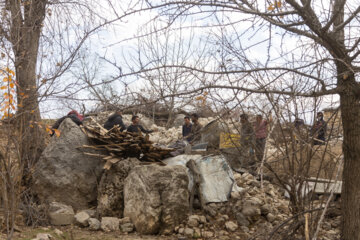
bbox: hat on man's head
[191,113,199,119]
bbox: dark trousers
[255,138,266,161]
[313,135,325,145]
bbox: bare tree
[118,0,360,238]
[0,0,152,233]
[131,20,207,127]
[0,0,138,181]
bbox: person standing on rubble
[312,112,327,145]
[182,116,192,138]
[104,111,126,131]
[50,110,84,136]
[240,113,256,168]
[185,113,202,144]
[253,114,269,162]
[127,115,154,134]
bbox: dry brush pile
[81,118,173,169]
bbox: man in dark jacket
[51,110,83,136]
[185,113,202,143]
[127,115,154,134]
[240,113,255,148]
[312,112,327,145]
[104,111,126,131]
[182,116,192,138]
[240,113,256,169]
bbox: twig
[305,213,310,240]
[266,207,325,240]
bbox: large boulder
[201,120,233,148]
[32,118,103,210]
[124,165,189,235]
[97,158,140,217]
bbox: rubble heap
[31,112,342,240]
[173,171,292,239]
[174,172,340,240]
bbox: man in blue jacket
[182,116,192,139]
[127,115,154,134]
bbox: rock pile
[45,165,190,235]
[173,172,290,239]
[47,205,135,233]
[35,112,341,240]
[172,171,340,240]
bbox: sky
[1,0,347,124]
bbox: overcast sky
[0,1,343,123]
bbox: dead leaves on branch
[267,1,285,18]
[268,1,282,11]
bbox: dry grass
[264,141,342,180]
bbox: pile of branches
[81,119,173,169]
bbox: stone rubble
[48,202,74,226]
[100,217,120,232]
[40,169,339,240]
[88,218,101,231]
[38,112,341,240]
[119,217,134,233]
[31,233,53,240]
[120,223,134,233]
[225,221,238,232]
[74,211,90,227]
[84,209,97,218]
[54,229,63,236]
[173,171,341,240]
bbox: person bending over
[104,111,126,131]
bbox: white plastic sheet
[163,154,239,203]
[196,155,236,203]
[163,154,203,167]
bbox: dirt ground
[4,226,177,240]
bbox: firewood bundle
[81,119,173,169]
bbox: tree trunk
[15,58,45,184]
[340,71,360,239]
[8,0,47,184]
